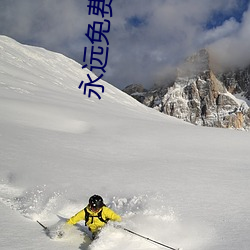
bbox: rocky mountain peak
[123,49,250,130]
[177,49,210,78]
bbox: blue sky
[0,0,249,89]
[206,0,249,28]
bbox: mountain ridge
[123,49,250,130]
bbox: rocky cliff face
[217,66,250,99]
[123,49,250,130]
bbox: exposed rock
[122,84,147,103]
[217,66,250,99]
[123,84,147,95]
[123,49,250,130]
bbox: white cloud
[209,5,250,68]
[0,0,249,88]
[200,17,240,45]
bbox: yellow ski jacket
[67,206,121,233]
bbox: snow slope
[0,35,250,250]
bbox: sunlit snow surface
[0,36,250,250]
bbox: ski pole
[122,227,180,250]
[37,220,48,231]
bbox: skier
[66,194,122,239]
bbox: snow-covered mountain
[124,49,250,130]
[1,36,250,250]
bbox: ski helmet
[89,195,104,210]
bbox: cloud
[0,0,249,89]
[107,0,249,87]
[209,4,250,69]
[0,0,90,58]
[200,18,240,45]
